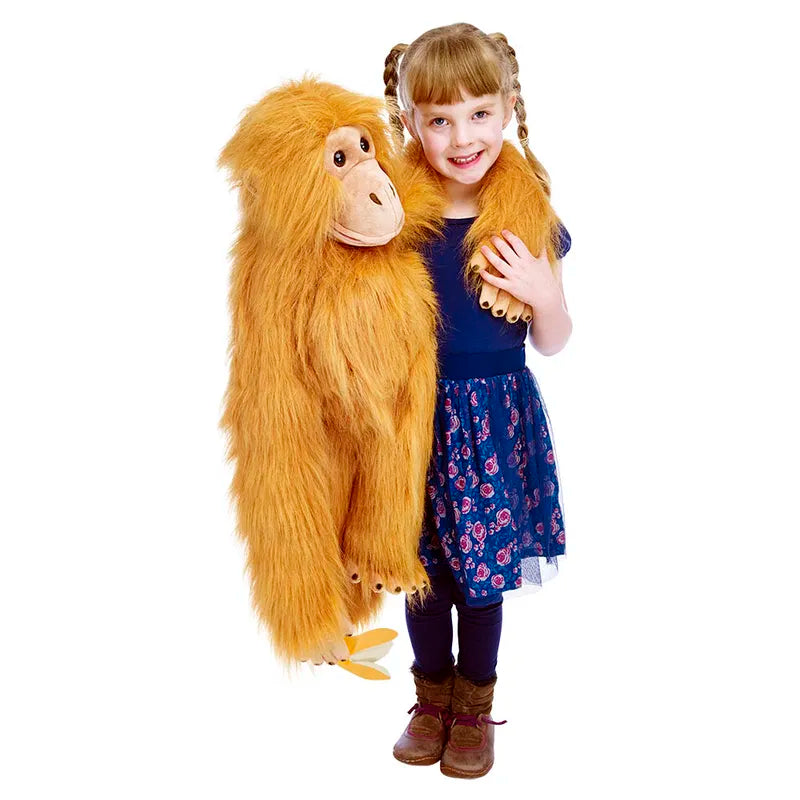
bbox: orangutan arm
[223,362,352,665]
[463,145,567,323]
[340,343,436,595]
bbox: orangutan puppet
[218,77,450,670]
[219,77,566,672]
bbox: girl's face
[402,89,516,190]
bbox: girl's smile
[401,90,516,199]
[448,150,484,167]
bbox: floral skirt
[418,346,566,607]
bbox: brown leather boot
[439,666,508,779]
[392,662,455,766]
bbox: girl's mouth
[448,150,483,168]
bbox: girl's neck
[441,179,480,218]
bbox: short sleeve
[556,221,572,259]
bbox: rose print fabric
[418,365,565,607]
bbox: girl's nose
[451,124,473,148]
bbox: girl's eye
[475,110,488,119]
[333,150,346,167]
[431,118,446,127]
[360,137,370,152]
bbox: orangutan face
[323,126,404,247]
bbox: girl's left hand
[479,230,562,312]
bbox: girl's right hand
[472,246,533,323]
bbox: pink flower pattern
[418,368,565,604]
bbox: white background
[2,1,798,797]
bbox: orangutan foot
[344,559,429,595]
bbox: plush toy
[218,76,566,673]
[218,77,448,670]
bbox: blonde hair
[384,23,552,196]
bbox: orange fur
[398,137,564,298]
[218,77,443,672]
[218,76,564,673]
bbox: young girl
[382,24,573,779]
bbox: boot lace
[449,712,508,728]
[407,702,453,724]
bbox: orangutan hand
[299,612,355,666]
[470,247,534,323]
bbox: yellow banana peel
[337,628,398,680]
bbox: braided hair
[383,23,552,197]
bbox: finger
[501,229,532,259]
[479,279,499,308]
[470,250,500,309]
[479,268,512,293]
[331,639,351,661]
[370,573,385,593]
[480,245,512,277]
[522,303,534,322]
[324,641,350,664]
[505,296,526,323]
[340,613,355,637]
[491,234,520,264]
[491,289,512,317]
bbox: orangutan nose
[369,193,382,205]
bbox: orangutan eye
[333,150,346,167]
[360,137,370,152]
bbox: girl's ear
[502,93,517,128]
[400,110,420,143]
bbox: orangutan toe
[344,559,362,584]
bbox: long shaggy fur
[219,76,565,672]
[398,137,564,298]
[218,77,444,670]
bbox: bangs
[402,38,504,107]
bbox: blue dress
[417,217,571,607]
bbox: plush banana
[336,628,399,680]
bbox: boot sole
[440,759,494,779]
[393,750,442,766]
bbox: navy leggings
[405,569,503,683]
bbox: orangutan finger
[505,296,526,323]
[491,290,512,318]
[480,279,500,309]
[470,250,500,309]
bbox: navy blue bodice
[421,218,571,356]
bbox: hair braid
[383,44,408,148]
[489,32,552,197]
